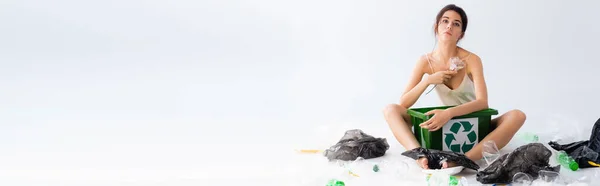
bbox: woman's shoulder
[458,47,481,62]
[459,48,483,73]
[458,48,481,65]
[413,53,432,74]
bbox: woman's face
[436,10,463,43]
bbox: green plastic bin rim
[407,106,499,120]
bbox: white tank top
[425,53,476,106]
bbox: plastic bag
[548,118,600,168]
[476,143,560,184]
[400,147,480,170]
[323,129,389,161]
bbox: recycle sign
[442,118,479,153]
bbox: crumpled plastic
[476,143,560,184]
[449,56,465,71]
[548,118,600,168]
[482,140,501,166]
[400,147,480,170]
[323,129,390,161]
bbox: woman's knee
[509,109,527,124]
[383,104,406,117]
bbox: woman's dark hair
[434,4,468,39]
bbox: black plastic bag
[323,129,389,161]
[401,147,480,170]
[476,143,560,184]
[548,118,600,168]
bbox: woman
[383,4,526,169]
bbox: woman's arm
[399,56,429,108]
[446,55,489,117]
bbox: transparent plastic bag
[482,140,500,166]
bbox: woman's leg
[383,104,429,168]
[464,109,527,161]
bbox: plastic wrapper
[548,118,600,168]
[323,129,389,161]
[401,147,479,170]
[482,140,500,166]
[476,143,560,184]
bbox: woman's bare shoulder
[459,48,481,64]
[459,48,483,74]
[416,53,432,74]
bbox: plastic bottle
[558,151,579,171]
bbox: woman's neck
[433,42,459,64]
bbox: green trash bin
[407,106,499,154]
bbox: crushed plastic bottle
[558,151,579,171]
[482,140,501,165]
[326,179,345,186]
[512,172,532,185]
[519,132,539,143]
[449,57,465,71]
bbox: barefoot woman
[383,4,526,169]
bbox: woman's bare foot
[417,157,429,169]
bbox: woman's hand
[419,109,454,131]
[426,70,457,85]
